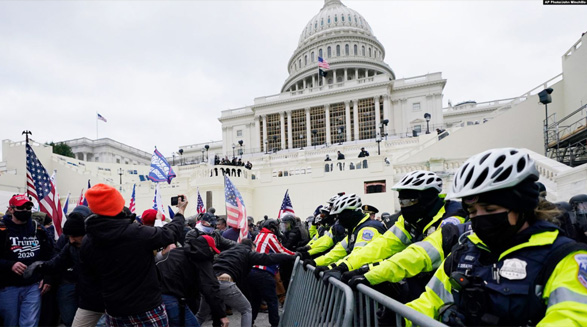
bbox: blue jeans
[57,282,78,326]
[0,283,42,326]
[162,294,200,327]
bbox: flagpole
[96,112,98,139]
[223,176,228,219]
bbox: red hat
[201,235,220,254]
[9,194,33,208]
[141,209,165,227]
[85,184,125,217]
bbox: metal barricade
[280,257,354,327]
[355,284,448,327]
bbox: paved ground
[201,309,276,327]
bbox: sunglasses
[399,198,419,207]
[14,204,33,211]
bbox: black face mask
[13,211,32,222]
[338,210,364,230]
[471,211,520,255]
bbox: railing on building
[280,258,449,327]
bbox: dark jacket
[282,224,310,251]
[156,236,226,322]
[0,216,55,288]
[42,238,105,312]
[213,243,293,284]
[80,212,185,316]
[185,228,236,251]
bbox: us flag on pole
[318,56,330,69]
[277,190,295,219]
[224,176,248,242]
[26,144,64,237]
[196,188,205,214]
[97,113,107,122]
[129,184,136,214]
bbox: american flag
[97,113,107,122]
[77,188,84,206]
[318,56,330,69]
[26,144,64,237]
[129,184,136,214]
[277,190,295,219]
[196,188,205,214]
[224,176,248,242]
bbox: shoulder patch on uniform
[362,230,374,241]
[500,258,527,280]
[440,217,461,227]
[575,254,587,289]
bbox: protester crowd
[2,147,587,327]
[213,155,252,170]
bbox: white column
[355,68,358,80]
[353,100,359,141]
[83,152,87,161]
[375,96,381,139]
[344,69,348,81]
[333,70,337,83]
[287,111,293,149]
[325,105,331,145]
[383,95,391,135]
[303,79,306,89]
[262,115,267,152]
[345,101,351,142]
[254,116,261,151]
[306,108,312,147]
[312,75,315,88]
[280,112,286,150]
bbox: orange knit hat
[85,183,125,217]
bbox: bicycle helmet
[448,148,539,200]
[391,170,443,193]
[262,219,280,232]
[330,193,362,215]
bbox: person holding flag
[224,176,249,242]
[196,188,205,214]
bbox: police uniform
[339,198,466,271]
[406,220,587,326]
[307,223,346,256]
[314,214,385,267]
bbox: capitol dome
[282,0,394,92]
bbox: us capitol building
[2,0,586,219]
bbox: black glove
[303,259,316,271]
[341,265,370,283]
[348,274,371,290]
[298,245,311,252]
[313,265,330,279]
[23,261,44,279]
[296,250,311,261]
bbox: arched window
[342,15,345,22]
[328,16,331,24]
[299,59,302,68]
[311,51,315,62]
[368,48,372,57]
[321,18,324,26]
[305,55,308,65]
[319,49,323,58]
[327,46,331,58]
[349,14,352,22]
[315,21,317,29]
[362,46,365,56]
[354,15,357,23]
[336,45,340,56]
[345,44,349,55]
[334,15,337,23]
[354,44,358,55]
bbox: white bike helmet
[330,193,362,215]
[448,148,539,200]
[391,170,443,193]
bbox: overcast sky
[1,0,585,160]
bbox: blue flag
[148,149,176,184]
[82,180,91,206]
[167,206,175,219]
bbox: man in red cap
[81,184,187,327]
[0,194,55,326]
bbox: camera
[171,195,185,206]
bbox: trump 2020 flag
[196,188,205,214]
[129,184,136,214]
[277,190,295,219]
[224,176,248,242]
[148,148,176,184]
[26,145,64,239]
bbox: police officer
[334,170,466,282]
[299,194,347,260]
[307,194,386,280]
[406,148,587,326]
[570,194,587,243]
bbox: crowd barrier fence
[279,257,449,327]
